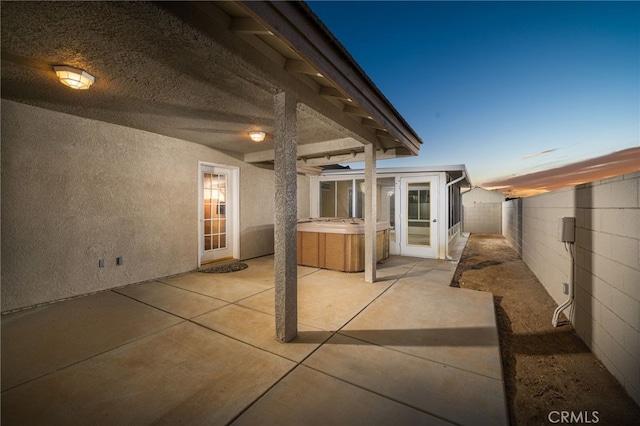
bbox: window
[448,177,461,228]
[377,177,395,229]
[319,179,364,218]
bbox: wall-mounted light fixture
[248,131,266,142]
[53,66,95,90]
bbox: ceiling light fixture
[248,131,266,142]
[53,65,95,90]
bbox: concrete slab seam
[112,288,228,321]
[1,315,188,393]
[299,364,456,425]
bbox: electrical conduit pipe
[552,242,575,327]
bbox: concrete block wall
[463,202,502,233]
[502,172,640,404]
[502,198,522,255]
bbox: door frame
[397,175,439,258]
[198,161,240,267]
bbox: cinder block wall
[463,202,502,233]
[502,199,522,255]
[502,172,640,404]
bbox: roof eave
[237,0,422,156]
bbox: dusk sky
[308,1,639,189]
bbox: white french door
[398,176,438,258]
[199,163,237,265]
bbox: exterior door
[199,164,234,264]
[399,176,438,258]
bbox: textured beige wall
[1,100,303,312]
[502,173,640,404]
[237,168,309,259]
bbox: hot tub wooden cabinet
[297,219,390,272]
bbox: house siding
[502,173,640,405]
[1,100,306,312]
[463,203,502,234]
[462,188,505,234]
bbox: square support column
[274,91,298,342]
[364,142,377,283]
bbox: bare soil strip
[452,234,639,425]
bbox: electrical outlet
[98,259,105,268]
[563,282,569,295]
[116,256,124,266]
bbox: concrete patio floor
[1,235,508,425]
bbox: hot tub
[297,218,390,272]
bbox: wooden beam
[343,105,371,118]
[244,138,362,163]
[376,130,397,141]
[319,86,348,100]
[296,148,398,167]
[284,59,323,77]
[230,17,272,35]
[361,118,385,130]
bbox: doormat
[199,262,248,274]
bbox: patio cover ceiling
[1,1,422,169]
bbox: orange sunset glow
[482,147,640,198]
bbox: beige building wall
[463,203,502,234]
[462,188,505,234]
[463,187,506,204]
[502,173,640,404]
[1,100,309,312]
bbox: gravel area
[452,234,640,425]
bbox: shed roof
[461,187,506,203]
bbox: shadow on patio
[1,235,509,425]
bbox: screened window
[319,179,364,218]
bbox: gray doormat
[199,262,248,274]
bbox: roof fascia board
[162,1,378,147]
[236,1,422,154]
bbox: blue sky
[308,1,639,185]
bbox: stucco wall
[463,203,502,234]
[502,173,640,404]
[1,100,305,312]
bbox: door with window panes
[399,176,438,257]
[200,165,233,264]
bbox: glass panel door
[200,164,233,264]
[399,176,438,258]
[203,172,227,251]
[407,183,430,246]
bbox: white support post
[364,142,377,283]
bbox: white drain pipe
[552,242,575,327]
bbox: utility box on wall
[558,217,575,243]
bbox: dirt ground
[451,234,640,425]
